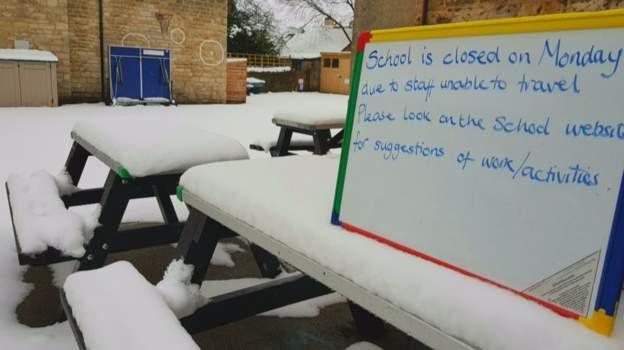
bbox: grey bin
[246,78,266,95]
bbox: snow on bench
[178,156,620,350]
[6,170,97,257]
[269,94,347,130]
[63,261,199,350]
[72,120,249,178]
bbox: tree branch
[300,0,352,44]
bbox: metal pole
[421,0,429,25]
[99,0,107,103]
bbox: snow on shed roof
[0,49,58,62]
[280,26,351,59]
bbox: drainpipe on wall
[99,0,107,103]
[421,0,429,25]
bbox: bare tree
[280,0,354,45]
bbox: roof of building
[0,49,58,62]
[280,26,351,59]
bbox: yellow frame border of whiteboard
[360,8,624,336]
[369,9,624,43]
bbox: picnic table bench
[62,156,472,350]
[61,156,618,350]
[6,120,249,271]
[250,109,345,157]
[62,262,200,350]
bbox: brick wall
[0,0,71,98]
[426,0,624,24]
[68,0,100,102]
[353,0,425,35]
[100,0,228,104]
[226,58,246,103]
[0,0,227,104]
[355,0,624,44]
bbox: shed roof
[0,49,58,62]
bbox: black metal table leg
[272,127,294,157]
[312,129,332,155]
[64,142,90,186]
[175,207,221,284]
[328,129,344,149]
[349,301,386,338]
[154,184,179,224]
[77,170,130,271]
[249,243,282,278]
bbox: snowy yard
[0,92,350,349]
[0,92,622,350]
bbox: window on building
[323,58,331,68]
[331,58,339,68]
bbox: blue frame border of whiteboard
[595,172,624,315]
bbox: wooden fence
[227,53,291,67]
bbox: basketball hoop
[155,12,173,36]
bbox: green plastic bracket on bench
[176,185,184,201]
[117,165,133,180]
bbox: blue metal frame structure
[108,46,172,104]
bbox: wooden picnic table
[170,156,474,349]
[271,115,344,156]
[250,108,346,156]
[6,120,249,271]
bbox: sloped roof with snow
[0,49,58,62]
[280,26,351,59]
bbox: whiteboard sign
[332,11,624,334]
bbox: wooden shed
[320,52,351,95]
[0,49,58,107]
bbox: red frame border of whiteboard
[339,220,580,320]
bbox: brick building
[0,0,227,104]
[354,0,624,43]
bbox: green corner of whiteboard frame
[332,49,366,218]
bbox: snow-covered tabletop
[72,120,249,178]
[64,261,199,350]
[272,100,346,130]
[0,49,58,62]
[179,156,621,350]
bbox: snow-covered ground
[0,92,347,349]
[0,92,621,349]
